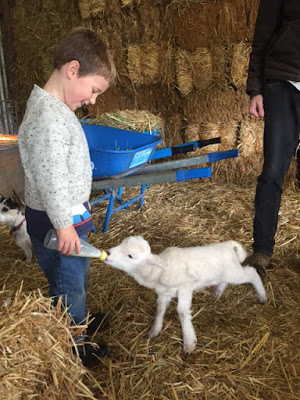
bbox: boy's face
[65,72,110,111]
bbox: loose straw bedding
[0,181,299,399]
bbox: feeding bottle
[44,229,107,260]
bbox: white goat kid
[105,236,267,354]
[0,193,33,263]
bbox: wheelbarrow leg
[102,189,117,233]
[103,188,130,210]
[138,184,148,209]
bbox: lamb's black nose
[106,251,110,256]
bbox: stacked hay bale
[8,0,81,114]
[85,109,165,147]
[7,0,297,184]
[0,285,97,400]
[76,0,263,177]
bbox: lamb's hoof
[212,290,222,299]
[258,295,267,305]
[183,340,197,355]
[148,328,160,339]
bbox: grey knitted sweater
[18,85,92,230]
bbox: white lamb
[105,236,267,354]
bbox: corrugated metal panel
[0,20,18,135]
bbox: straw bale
[138,3,167,43]
[127,42,175,86]
[0,286,97,400]
[169,0,208,14]
[181,87,267,181]
[127,43,160,85]
[118,4,171,49]
[182,87,243,125]
[230,42,252,89]
[244,0,261,33]
[120,0,165,9]
[224,118,264,182]
[185,120,237,154]
[176,48,212,96]
[92,16,124,55]
[175,51,194,96]
[201,120,237,152]
[173,2,219,51]
[11,0,81,115]
[92,109,163,132]
[110,5,151,44]
[120,0,163,6]
[109,0,123,14]
[78,0,106,20]
[121,0,135,6]
[40,56,53,81]
[217,0,248,43]
[173,1,250,52]
[175,45,227,93]
[238,118,264,158]
[116,7,142,44]
[218,120,238,150]
[164,113,183,146]
[89,109,165,145]
[89,85,133,117]
[159,42,177,87]
[211,45,228,86]
[185,123,200,143]
[200,122,220,144]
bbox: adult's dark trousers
[253,80,299,256]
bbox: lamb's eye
[128,254,133,259]
[2,207,9,212]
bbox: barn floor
[0,181,299,400]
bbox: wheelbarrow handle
[152,137,221,159]
[196,137,221,147]
[172,144,196,155]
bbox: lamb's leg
[24,245,33,263]
[227,266,267,304]
[213,282,228,299]
[177,289,197,354]
[148,294,171,338]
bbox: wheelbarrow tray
[82,124,162,178]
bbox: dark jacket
[246,0,300,98]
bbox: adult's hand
[249,94,264,118]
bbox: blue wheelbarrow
[82,124,238,233]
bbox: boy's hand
[249,94,264,118]
[56,226,81,255]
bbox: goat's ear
[12,190,22,204]
[145,254,167,270]
[11,190,25,213]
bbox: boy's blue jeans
[253,80,300,256]
[30,234,89,327]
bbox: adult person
[246,0,300,275]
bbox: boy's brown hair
[53,27,117,84]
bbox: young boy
[18,27,117,367]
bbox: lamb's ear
[145,254,167,270]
